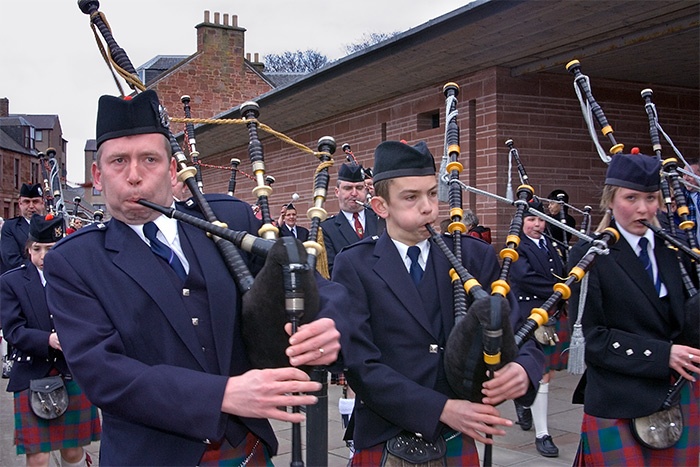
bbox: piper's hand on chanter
[440,399,512,444]
[670,344,699,382]
[481,362,529,406]
[221,368,320,423]
[285,317,340,367]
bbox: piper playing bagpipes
[332,140,544,465]
[568,153,699,465]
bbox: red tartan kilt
[575,381,699,466]
[543,312,570,372]
[13,378,101,455]
[199,433,272,466]
[351,433,479,466]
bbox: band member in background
[277,203,309,241]
[320,163,380,275]
[569,153,699,465]
[363,167,375,198]
[546,189,576,259]
[42,90,346,466]
[681,157,700,245]
[333,140,544,464]
[1,214,100,467]
[1,183,46,272]
[510,199,569,458]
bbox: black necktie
[143,222,187,281]
[638,237,660,294]
[407,246,424,286]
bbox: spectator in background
[464,209,492,244]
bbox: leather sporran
[630,404,683,450]
[381,432,446,466]
[29,375,69,420]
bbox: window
[35,130,43,142]
[417,110,440,132]
[22,126,35,150]
[13,158,20,189]
[31,161,39,185]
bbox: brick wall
[190,67,700,246]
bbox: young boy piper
[332,140,544,465]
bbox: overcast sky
[0,0,472,183]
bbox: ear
[169,158,178,187]
[370,196,389,219]
[92,162,102,191]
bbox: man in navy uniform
[278,203,309,241]
[320,163,380,275]
[1,183,46,272]
[43,90,346,466]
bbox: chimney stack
[0,97,8,117]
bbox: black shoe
[535,435,559,457]
[514,402,532,431]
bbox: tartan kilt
[543,312,569,372]
[13,378,101,455]
[574,381,699,466]
[199,433,272,466]
[351,433,479,466]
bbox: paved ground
[1,372,584,466]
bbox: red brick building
[175,0,698,245]
[0,98,69,219]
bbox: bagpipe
[567,60,699,450]
[434,82,615,466]
[77,1,338,465]
[38,148,94,232]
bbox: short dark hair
[374,179,393,200]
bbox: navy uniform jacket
[278,223,309,242]
[332,232,544,450]
[568,222,688,419]
[1,217,30,272]
[43,194,349,466]
[320,208,380,274]
[1,262,69,392]
[510,236,566,317]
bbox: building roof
[190,0,699,157]
[264,72,306,88]
[137,55,189,85]
[11,114,60,130]
[0,116,37,155]
[0,128,33,155]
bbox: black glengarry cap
[96,90,171,148]
[373,141,435,183]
